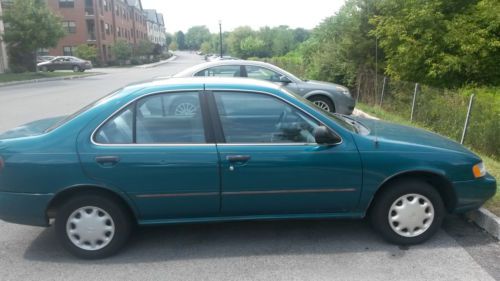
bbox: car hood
[0,116,66,140]
[353,117,473,155]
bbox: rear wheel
[55,193,132,259]
[309,96,335,113]
[370,179,445,245]
[73,65,80,72]
[40,66,48,72]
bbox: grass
[0,71,88,83]
[357,103,500,216]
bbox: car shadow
[22,216,494,264]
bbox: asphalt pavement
[0,51,498,281]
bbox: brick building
[145,9,166,47]
[45,0,151,64]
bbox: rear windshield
[45,89,122,132]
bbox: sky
[141,0,346,33]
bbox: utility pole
[219,20,223,58]
[0,3,8,73]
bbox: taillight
[0,156,4,172]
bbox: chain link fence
[354,73,500,159]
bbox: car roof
[174,60,278,75]
[124,77,284,92]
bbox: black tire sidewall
[55,194,131,259]
[370,179,445,245]
[309,96,335,113]
[73,66,80,72]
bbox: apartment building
[144,9,166,47]
[45,0,150,64]
[0,3,8,73]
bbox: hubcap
[174,102,197,116]
[66,206,115,251]
[313,100,331,112]
[388,194,434,238]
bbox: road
[0,52,499,281]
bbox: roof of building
[126,0,143,10]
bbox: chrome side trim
[222,188,356,195]
[136,192,219,198]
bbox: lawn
[356,103,500,216]
[0,71,88,83]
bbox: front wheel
[370,179,445,245]
[55,194,132,259]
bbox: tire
[73,66,80,72]
[369,179,445,245]
[55,193,132,259]
[40,66,48,72]
[309,96,335,113]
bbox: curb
[135,55,177,69]
[465,208,500,240]
[354,108,500,240]
[0,72,103,88]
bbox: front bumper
[453,173,497,213]
[0,191,53,226]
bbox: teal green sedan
[0,78,496,259]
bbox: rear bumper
[0,191,52,226]
[452,173,497,213]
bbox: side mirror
[314,126,341,145]
[279,76,292,84]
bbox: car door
[210,91,362,216]
[77,91,221,221]
[52,58,65,70]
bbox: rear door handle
[95,156,120,166]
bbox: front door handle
[226,155,251,171]
[226,155,251,163]
[95,156,120,166]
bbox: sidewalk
[134,55,177,69]
[0,72,102,88]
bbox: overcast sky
[141,0,346,33]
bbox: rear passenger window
[94,92,206,144]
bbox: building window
[105,23,110,35]
[59,0,74,8]
[38,48,49,56]
[62,21,76,33]
[63,46,75,56]
[103,0,108,11]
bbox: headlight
[472,162,486,178]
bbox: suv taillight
[0,156,4,172]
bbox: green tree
[1,0,65,72]
[111,40,132,64]
[185,25,211,50]
[75,44,97,62]
[165,33,173,50]
[227,26,254,58]
[175,31,186,50]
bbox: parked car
[0,78,495,259]
[37,56,92,72]
[174,60,355,114]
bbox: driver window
[214,92,319,143]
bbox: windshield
[44,89,123,132]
